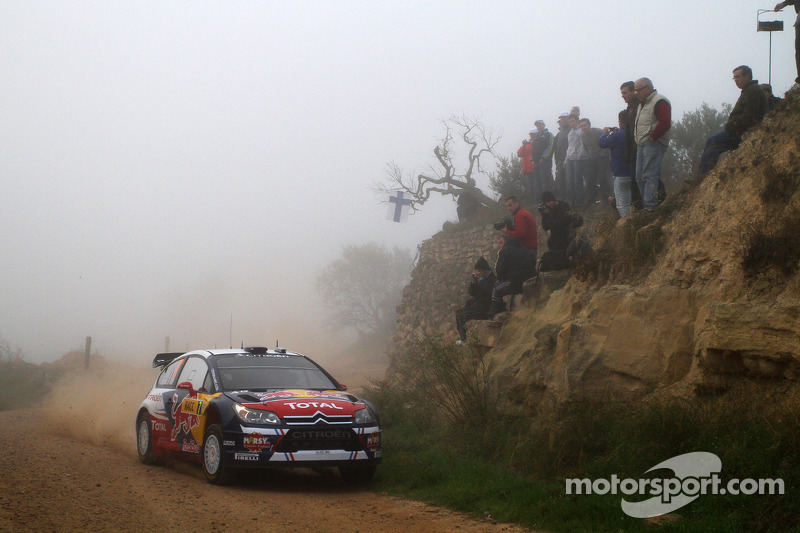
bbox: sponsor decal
[255,390,349,402]
[284,401,345,410]
[151,420,167,433]
[180,398,204,415]
[235,453,259,461]
[367,432,381,450]
[291,429,349,440]
[181,439,200,453]
[223,440,235,447]
[146,394,162,403]
[170,392,200,441]
[243,434,272,453]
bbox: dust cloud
[42,362,156,457]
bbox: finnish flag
[387,190,412,223]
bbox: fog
[1,1,795,364]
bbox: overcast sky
[1,1,795,364]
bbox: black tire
[338,465,376,484]
[201,424,235,485]
[136,412,156,465]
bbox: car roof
[153,347,303,368]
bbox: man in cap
[455,257,496,344]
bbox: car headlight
[354,407,377,425]
[233,403,280,425]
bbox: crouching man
[455,257,496,344]
[489,235,537,318]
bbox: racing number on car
[181,398,203,415]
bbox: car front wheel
[202,424,234,485]
[136,413,156,464]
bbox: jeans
[532,160,554,203]
[613,175,633,218]
[699,131,741,175]
[636,141,666,210]
[565,159,585,206]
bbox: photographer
[538,191,580,272]
[498,196,538,252]
[455,257,496,344]
[489,235,536,318]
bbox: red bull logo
[170,392,200,441]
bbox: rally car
[135,346,381,485]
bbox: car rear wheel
[338,465,376,484]
[202,424,234,485]
[136,413,156,464]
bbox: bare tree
[316,243,412,336]
[378,114,502,213]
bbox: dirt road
[0,409,533,532]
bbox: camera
[494,216,514,231]
[537,203,548,214]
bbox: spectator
[565,115,587,206]
[760,83,783,112]
[699,66,767,175]
[553,112,571,200]
[531,119,555,203]
[489,235,537,318]
[599,111,634,218]
[634,77,671,211]
[455,257,496,344]
[517,131,535,200]
[579,118,609,204]
[774,1,800,86]
[501,195,538,252]
[538,191,581,272]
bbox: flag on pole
[387,190,412,223]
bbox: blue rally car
[135,346,381,484]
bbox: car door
[168,356,215,456]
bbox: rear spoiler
[153,352,184,368]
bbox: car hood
[224,389,364,417]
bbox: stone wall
[393,223,498,348]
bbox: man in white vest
[633,78,671,211]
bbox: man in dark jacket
[455,257,496,343]
[538,191,580,272]
[530,119,555,203]
[488,235,536,318]
[553,112,571,200]
[699,65,767,175]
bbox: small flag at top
[387,190,412,223]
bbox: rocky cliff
[392,92,800,409]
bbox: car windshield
[214,353,338,391]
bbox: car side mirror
[178,381,195,393]
[339,383,347,391]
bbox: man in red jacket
[518,131,535,201]
[501,196,538,253]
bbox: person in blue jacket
[598,111,634,218]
